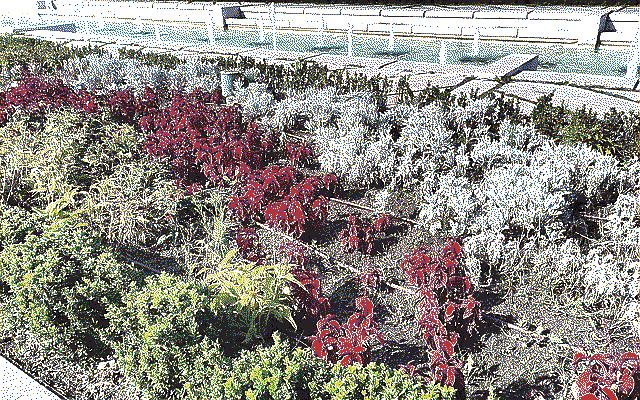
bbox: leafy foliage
[185,333,455,400]
[401,240,480,389]
[0,34,100,73]
[0,218,143,358]
[142,96,277,192]
[310,296,384,367]
[229,166,338,238]
[339,214,393,255]
[107,273,226,399]
[199,250,298,340]
[572,352,640,400]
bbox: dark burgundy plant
[309,296,383,366]
[291,267,330,320]
[0,73,98,124]
[230,167,336,238]
[401,240,480,390]
[339,214,393,255]
[235,227,264,263]
[285,141,315,166]
[143,93,275,192]
[573,352,640,400]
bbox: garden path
[0,355,62,400]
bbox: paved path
[0,355,61,400]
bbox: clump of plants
[572,351,640,400]
[401,240,480,390]
[0,217,143,358]
[339,213,393,255]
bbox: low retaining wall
[39,2,640,48]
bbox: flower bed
[0,34,639,400]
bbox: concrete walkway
[0,355,61,400]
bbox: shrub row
[0,34,100,73]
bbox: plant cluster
[61,52,221,94]
[339,213,393,255]
[235,227,264,263]
[213,55,402,110]
[186,333,454,400]
[310,296,384,367]
[285,140,315,167]
[229,166,339,238]
[142,94,281,192]
[291,267,331,321]
[0,34,100,73]
[531,93,640,161]
[401,240,480,389]
[0,216,144,358]
[572,351,640,400]
[0,73,98,124]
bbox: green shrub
[0,34,100,73]
[0,205,45,250]
[108,255,298,398]
[118,48,184,69]
[188,333,455,400]
[106,273,227,399]
[531,93,640,160]
[0,218,143,357]
[177,188,232,270]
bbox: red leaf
[601,387,618,400]
[356,296,374,316]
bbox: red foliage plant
[230,168,339,238]
[0,73,98,124]
[285,141,315,166]
[291,267,331,320]
[339,213,393,255]
[572,352,640,400]
[401,240,480,390]
[309,296,383,366]
[235,227,264,263]
[142,92,275,192]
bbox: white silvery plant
[166,57,220,93]
[583,249,640,305]
[393,102,455,188]
[60,52,220,94]
[229,83,275,121]
[600,193,640,259]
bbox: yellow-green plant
[200,250,297,340]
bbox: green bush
[118,48,184,69]
[531,93,640,160]
[0,218,143,358]
[108,254,298,398]
[0,34,100,73]
[187,333,455,400]
[106,273,227,399]
[0,205,45,250]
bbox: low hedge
[185,332,455,400]
[0,215,144,358]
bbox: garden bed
[1,34,640,400]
